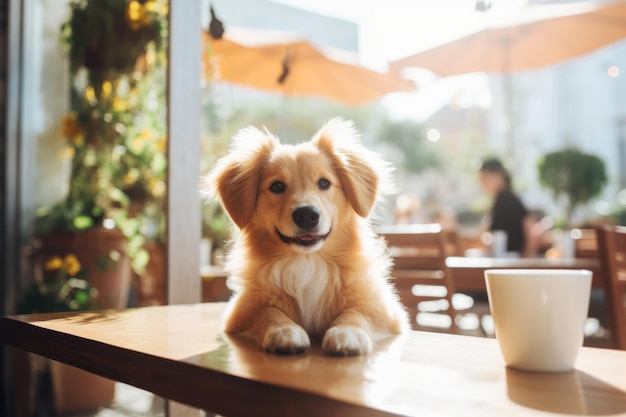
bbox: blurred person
[479,158,531,256]
[526,209,554,256]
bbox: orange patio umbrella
[203,27,415,106]
[391,0,626,76]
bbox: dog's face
[255,143,342,253]
[207,118,390,254]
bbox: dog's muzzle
[275,205,330,247]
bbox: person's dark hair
[480,158,511,189]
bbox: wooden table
[201,258,603,302]
[446,257,602,292]
[2,303,626,417]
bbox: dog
[207,118,408,356]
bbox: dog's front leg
[239,306,310,355]
[322,309,373,356]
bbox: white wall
[22,0,71,211]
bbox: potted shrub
[35,0,168,306]
[18,253,116,414]
[26,0,168,412]
[537,148,608,227]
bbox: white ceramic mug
[484,269,592,372]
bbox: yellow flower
[127,1,142,20]
[123,168,140,185]
[155,136,166,152]
[63,254,81,276]
[145,48,157,67]
[144,0,158,12]
[101,81,113,100]
[63,146,75,159]
[61,113,81,140]
[85,86,97,104]
[126,0,153,30]
[130,129,153,152]
[158,3,169,16]
[44,256,63,271]
[113,97,128,112]
[149,178,166,197]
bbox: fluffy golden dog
[207,118,408,356]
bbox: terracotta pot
[136,241,166,306]
[50,361,115,414]
[37,227,132,309]
[35,228,131,412]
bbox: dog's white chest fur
[269,255,338,334]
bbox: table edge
[0,314,405,417]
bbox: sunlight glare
[427,128,441,143]
[595,200,611,216]
[103,218,116,230]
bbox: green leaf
[131,249,150,274]
[73,215,94,230]
[150,152,167,173]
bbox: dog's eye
[269,181,286,194]
[318,178,331,190]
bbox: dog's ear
[205,127,278,229]
[312,118,393,218]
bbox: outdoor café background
[7,0,626,309]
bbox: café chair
[595,225,626,350]
[377,224,481,334]
[573,228,599,259]
[569,227,611,343]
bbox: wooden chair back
[573,228,598,259]
[595,225,626,350]
[377,224,458,332]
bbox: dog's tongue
[298,235,318,241]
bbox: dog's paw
[262,325,310,355]
[322,326,373,356]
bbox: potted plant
[18,253,117,414]
[537,148,608,227]
[35,0,168,308]
[26,0,168,412]
[19,254,95,314]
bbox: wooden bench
[2,303,626,417]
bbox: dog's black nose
[292,206,320,230]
